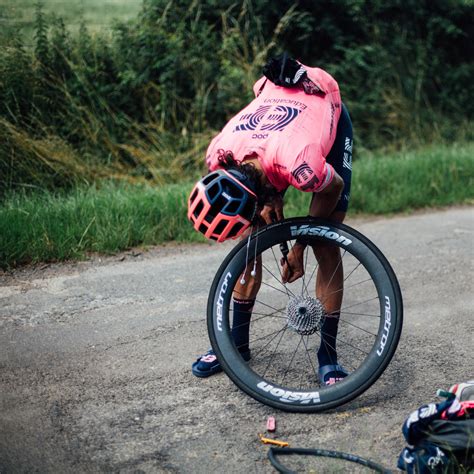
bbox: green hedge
[1,0,473,193]
[1,143,472,268]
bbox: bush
[0,0,472,194]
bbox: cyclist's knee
[234,256,262,299]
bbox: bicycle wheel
[207,217,403,413]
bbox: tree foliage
[0,0,472,192]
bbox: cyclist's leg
[231,211,278,351]
[313,209,346,312]
[314,103,353,384]
[312,211,345,381]
[313,210,345,311]
[231,254,262,353]
[192,236,262,377]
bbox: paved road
[1,207,473,473]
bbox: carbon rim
[208,218,403,412]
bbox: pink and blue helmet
[188,169,257,242]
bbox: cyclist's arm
[287,144,344,219]
[308,171,344,219]
[260,192,284,224]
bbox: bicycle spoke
[322,278,375,303]
[338,318,378,337]
[322,248,345,298]
[344,277,375,289]
[343,261,362,283]
[300,334,318,384]
[260,279,294,297]
[320,260,365,307]
[248,311,287,320]
[340,311,381,318]
[302,252,319,297]
[262,326,289,378]
[317,335,359,372]
[269,247,295,298]
[231,287,287,316]
[254,300,287,316]
[321,329,371,357]
[250,325,288,356]
[300,243,311,297]
[231,312,287,332]
[340,296,380,312]
[281,336,303,384]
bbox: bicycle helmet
[188,169,258,242]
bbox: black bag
[398,394,474,473]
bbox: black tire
[207,217,403,413]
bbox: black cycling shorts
[325,103,353,213]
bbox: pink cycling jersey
[206,64,342,193]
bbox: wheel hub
[286,296,325,335]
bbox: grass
[1,142,473,268]
[0,182,205,268]
[0,0,142,42]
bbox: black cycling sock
[317,312,340,367]
[231,297,255,353]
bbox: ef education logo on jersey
[234,105,302,136]
[292,162,319,190]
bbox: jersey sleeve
[205,133,222,171]
[288,143,335,193]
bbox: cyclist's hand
[281,244,305,284]
[260,194,284,224]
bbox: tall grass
[1,0,142,43]
[0,182,205,268]
[1,143,472,268]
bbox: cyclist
[188,55,353,386]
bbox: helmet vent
[225,200,240,215]
[207,182,221,200]
[193,201,204,218]
[204,211,215,223]
[214,219,228,235]
[190,188,198,203]
[228,222,245,238]
[202,172,218,185]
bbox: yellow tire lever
[259,433,289,448]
